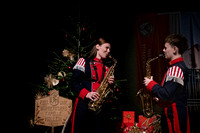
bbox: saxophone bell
[137,53,163,118]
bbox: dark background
[8,1,199,132]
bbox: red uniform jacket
[147,57,190,133]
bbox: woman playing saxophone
[66,36,114,133]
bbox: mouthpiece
[158,53,164,57]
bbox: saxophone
[137,54,163,118]
[88,55,117,114]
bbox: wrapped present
[123,111,135,124]
[137,115,159,132]
[138,115,153,127]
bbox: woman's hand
[86,92,100,101]
[108,75,114,84]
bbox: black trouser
[73,99,110,133]
[160,106,187,133]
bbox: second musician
[143,34,190,133]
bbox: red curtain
[135,12,170,95]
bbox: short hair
[165,34,188,55]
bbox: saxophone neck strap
[91,60,106,83]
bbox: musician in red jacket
[143,34,190,133]
[68,37,115,133]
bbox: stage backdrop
[135,12,169,113]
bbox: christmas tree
[33,16,97,101]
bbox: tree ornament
[58,71,66,77]
[44,74,59,88]
[62,49,70,57]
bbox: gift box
[138,115,158,132]
[138,115,152,127]
[123,111,135,124]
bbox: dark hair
[89,37,109,59]
[165,34,188,55]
